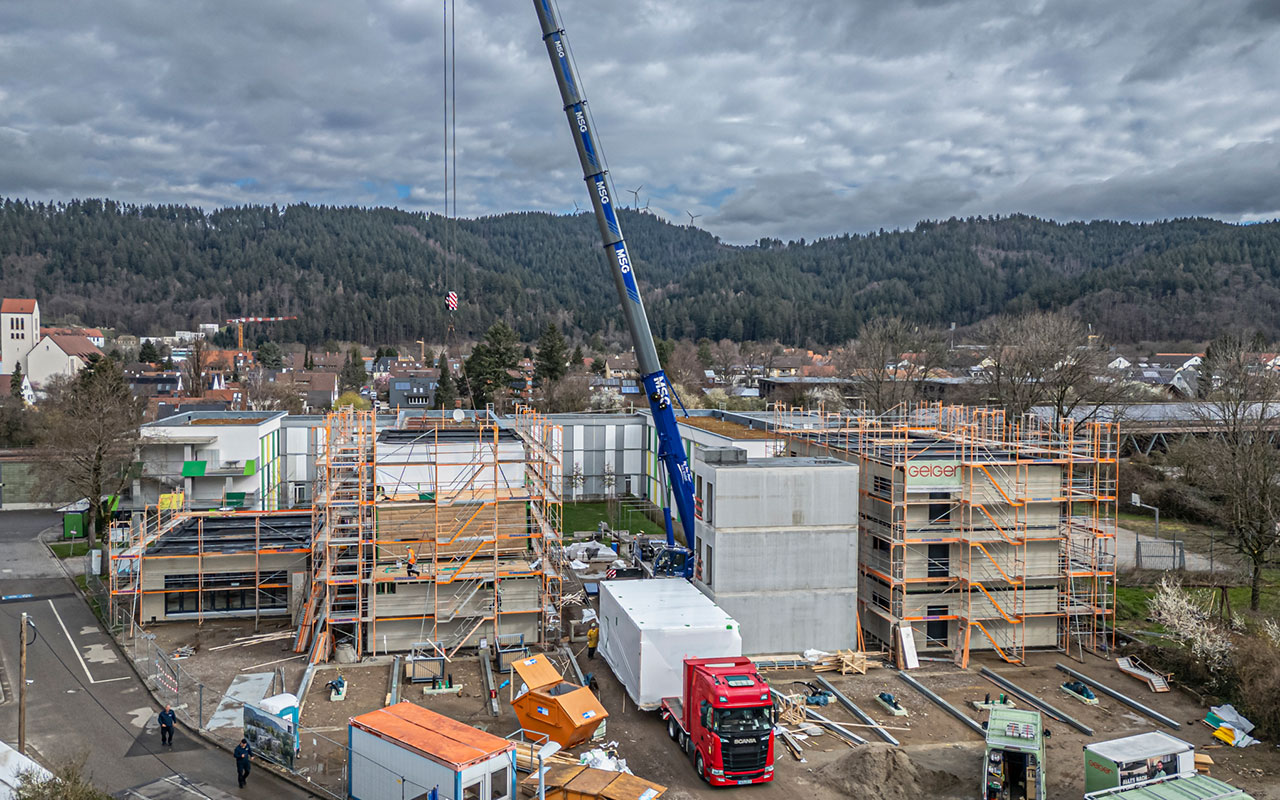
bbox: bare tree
[242,368,304,414]
[36,357,143,574]
[834,317,944,413]
[1174,331,1280,610]
[539,374,593,413]
[182,337,209,398]
[976,310,1132,425]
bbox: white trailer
[597,579,742,710]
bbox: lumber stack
[512,740,579,773]
[812,650,873,675]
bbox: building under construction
[294,407,563,662]
[110,407,564,664]
[778,403,1117,666]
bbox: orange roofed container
[348,702,516,800]
[511,654,608,748]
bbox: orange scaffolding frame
[296,405,563,663]
[772,402,1117,667]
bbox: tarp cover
[598,580,741,709]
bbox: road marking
[47,599,130,684]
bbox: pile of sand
[817,744,966,800]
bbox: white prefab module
[598,579,742,710]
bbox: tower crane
[533,0,697,577]
[225,316,298,350]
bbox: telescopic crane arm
[532,0,698,570]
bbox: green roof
[985,706,1042,750]
[1089,775,1252,800]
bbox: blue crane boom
[532,0,698,575]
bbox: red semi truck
[660,657,776,786]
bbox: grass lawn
[1115,569,1280,629]
[561,501,670,540]
[49,539,91,559]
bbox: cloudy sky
[2,0,1279,244]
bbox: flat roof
[710,456,853,470]
[1087,732,1192,762]
[350,702,512,769]
[1092,774,1250,800]
[600,579,738,631]
[144,410,285,428]
[146,513,311,556]
[677,417,778,440]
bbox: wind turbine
[686,210,702,226]
[629,185,644,209]
[573,201,581,214]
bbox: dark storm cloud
[0,0,1277,243]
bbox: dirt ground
[140,619,307,731]
[148,617,1280,800]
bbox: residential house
[127,368,184,398]
[1,298,40,374]
[131,410,286,512]
[41,326,105,348]
[277,370,339,410]
[604,353,638,379]
[389,375,438,408]
[0,372,35,405]
[25,334,103,387]
[1106,355,1133,371]
[1122,365,1197,399]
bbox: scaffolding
[774,402,1117,667]
[297,405,564,663]
[108,505,312,630]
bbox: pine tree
[535,322,568,382]
[256,341,283,370]
[434,362,457,409]
[340,347,368,392]
[139,339,159,363]
[10,361,23,391]
[570,345,584,372]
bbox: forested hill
[1,198,1277,345]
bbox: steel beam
[979,667,1093,735]
[896,671,984,736]
[1055,663,1180,729]
[813,676,899,746]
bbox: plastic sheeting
[598,580,741,710]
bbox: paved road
[0,511,316,798]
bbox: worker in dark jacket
[234,738,253,787]
[158,705,177,746]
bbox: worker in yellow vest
[586,622,599,659]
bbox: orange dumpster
[511,654,607,748]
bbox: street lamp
[537,741,562,800]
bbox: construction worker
[586,622,599,660]
[406,545,419,578]
[158,704,177,747]
[234,738,253,787]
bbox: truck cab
[660,657,775,787]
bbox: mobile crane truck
[661,658,777,786]
[532,0,697,579]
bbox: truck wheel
[667,717,678,741]
[696,753,707,782]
